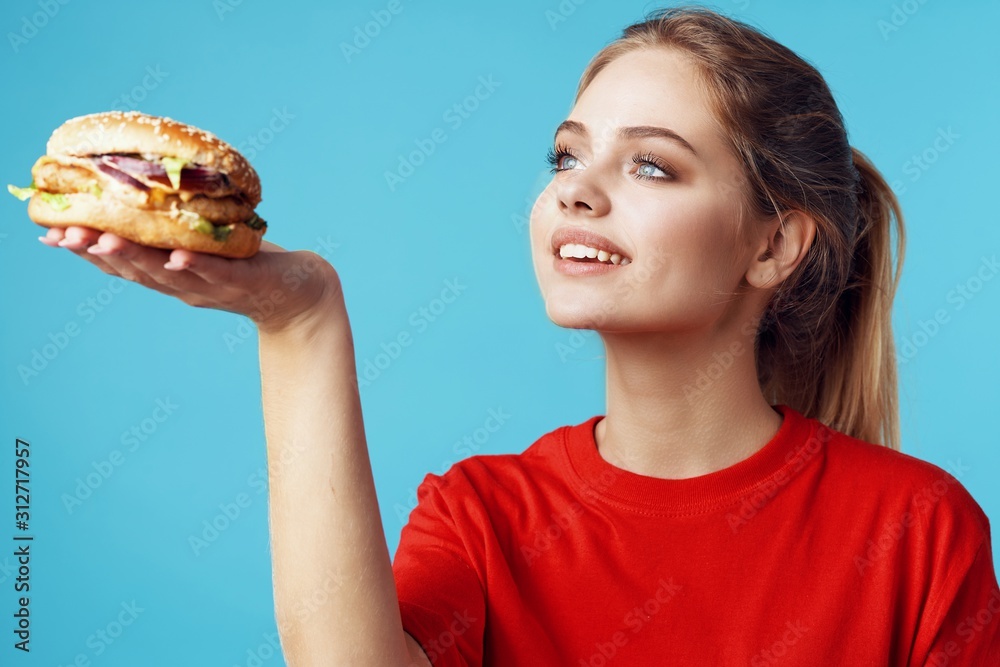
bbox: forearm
[257,287,410,666]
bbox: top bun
[45,110,261,206]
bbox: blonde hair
[576,5,906,450]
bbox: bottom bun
[27,192,264,258]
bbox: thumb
[258,239,287,253]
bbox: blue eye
[545,143,579,173]
[637,163,663,178]
[544,145,677,182]
[632,152,675,181]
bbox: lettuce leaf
[160,157,187,190]
[244,212,267,230]
[89,182,102,198]
[7,184,36,200]
[176,208,213,235]
[37,192,71,211]
[9,182,72,210]
[212,224,234,242]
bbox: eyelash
[544,143,676,182]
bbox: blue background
[2,0,997,664]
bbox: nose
[555,171,611,218]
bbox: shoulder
[818,421,990,545]
[416,418,579,504]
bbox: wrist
[256,263,347,339]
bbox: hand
[40,225,343,335]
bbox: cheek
[630,202,740,292]
[528,185,557,254]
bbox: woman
[41,5,999,666]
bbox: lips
[550,226,631,262]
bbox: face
[530,47,765,335]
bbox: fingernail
[87,245,113,255]
[38,236,58,246]
[163,260,188,271]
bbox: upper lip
[551,226,631,261]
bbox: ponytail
[821,148,906,450]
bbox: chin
[543,298,618,331]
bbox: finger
[164,247,252,287]
[258,240,287,253]
[114,239,223,297]
[80,234,183,291]
[57,225,104,250]
[38,226,64,246]
[38,226,122,276]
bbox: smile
[557,243,632,266]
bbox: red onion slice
[92,157,150,191]
[100,155,229,191]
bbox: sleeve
[392,471,486,667]
[911,479,1000,666]
[919,537,1000,665]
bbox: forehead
[568,47,726,159]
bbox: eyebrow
[553,120,699,158]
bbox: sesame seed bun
[46,110,261,207]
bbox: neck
[595,325,782,480]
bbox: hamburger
[7,110,267,258]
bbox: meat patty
[32,157,254,223]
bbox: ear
[745,209,817,290]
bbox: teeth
[558,243,630,265]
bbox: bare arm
[257,283,422,665]
[43,228,432,667]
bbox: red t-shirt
[392,404,1000,666]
